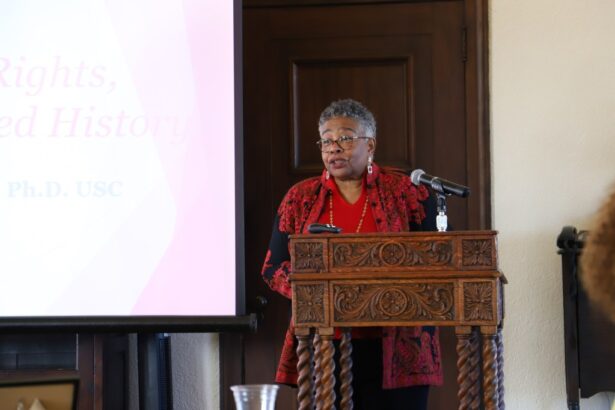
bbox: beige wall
[491,0,615,409]
[171,333,219,410]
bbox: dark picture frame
[0,378,78,410]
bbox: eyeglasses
[316,135,373,152]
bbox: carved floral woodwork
[332,239,453,268]
[291,232,498,273]
[294,241,325,272]
[294,284,326,324]
[291,232,503,327]
[462,239,493,267]
[463,282,494,321]
[332,283,455,322]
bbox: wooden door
[223,1,491,408]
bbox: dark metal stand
[138,333,173,410]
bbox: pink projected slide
[0,0,237,316]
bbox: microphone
[410,169,470,198]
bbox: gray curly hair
[318,99,377,138]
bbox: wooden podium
[289,231,506,410]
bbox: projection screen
[0,0,244,324]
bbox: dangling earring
[367,156,373,175]
[326,170,330,180]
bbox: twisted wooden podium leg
[468,329,481,410]
[496,326,505,410]
[481,327,499,410]
[317,329,336,410]
[314,333,322,410]
[456,326,480,410]
[339,329,353,410]
[296,329,314,410]
[456,330,473,410]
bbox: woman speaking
[261,99,441,410]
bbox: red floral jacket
[261,163,443,389]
